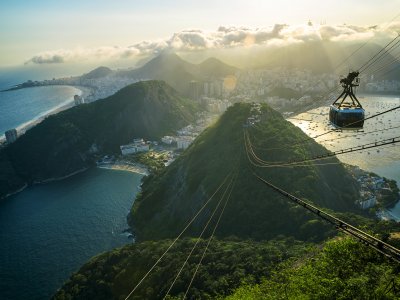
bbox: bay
[0,168,142,300]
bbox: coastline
[1,183,28,201]
[1,85,94,142]
[97,161,149,176]
[0,161,146,201]
[377,209,400,222]
[1,168,89,201]
[34,167,89,184]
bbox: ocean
[0,86,82,137]
[0,65,94,139]
[0,168,142,299]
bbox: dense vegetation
[53,238,310,300]
[54,102,400,299]
[53,235,400,300]
[130,103,361,242]
[0,80,198,198]
[226,237,400,300]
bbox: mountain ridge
[117,53,238,96]
[129,103,361,242]
[0,80,197,199]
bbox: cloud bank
[25,22,400,64]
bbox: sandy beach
[97,161,149,176]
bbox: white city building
[161,136,175,145]
[120,138,149,155]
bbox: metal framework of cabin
[332,71,363,108]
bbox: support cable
[248,123,400,152]
[246,130,400,167]
[253,173,400,264]
[124,173,232,300]
[183,171,238,299]
[163,173,235,299]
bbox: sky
[1,0,399,67]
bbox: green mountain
[52,237,310,300]
[52,102,400,300]
[130,103,360,242]
[52,234,400,300]
[0,80,197,199]
[226,237,400,299]
[118,53,238,96]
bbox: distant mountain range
[80,43,399,92]
[0,81,197,199]
[116,52,238,96]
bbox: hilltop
[0,80,198,199]
[130,103,361,242]
[81,66,113,79]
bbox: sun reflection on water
[289,95,400,176]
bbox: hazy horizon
[1,0,400,68]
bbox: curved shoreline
[1,163,147,201]
[97,162,149,176]
[1,85,93,142]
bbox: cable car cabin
[329,71,365,129]
[329,104,365,129]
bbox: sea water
[0,67,143,299]
[0,168,142,299]
[0,64,94,137]
[0,86,82,137]
[289,95,400,218]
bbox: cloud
[25,22,399,64]
[27,54,64,64]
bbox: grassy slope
[225,237,400,300]
[130,103,360,242]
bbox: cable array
[334,10,400,73]
[359,35,400,73]
[253,173,400,263]
[249,124,400,152]
[245,129,400,167]
[163,172,237,299]
[183,172,238,299]
[123,13,400,298]
[124,173,232,300]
